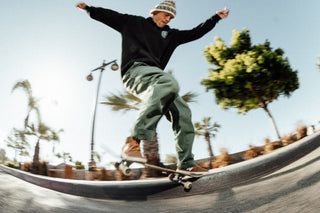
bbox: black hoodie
[85,6,221,76]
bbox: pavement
[0,132,319,212]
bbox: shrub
[22,162,32,172]
[263,138,282,154]
[6,162,19,169]
[165,154,177,164]
[296,125,307,140]
[243,146,263,160]
[98,167,110,181]
[212,148,233,168]
[75,161,85,170]
[282,133,297,146]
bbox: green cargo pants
[122,62,196,169]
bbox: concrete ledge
[1,132,320,200]
[153,131,320,198]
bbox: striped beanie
[150,0,176,18]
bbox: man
[77,1,229,174]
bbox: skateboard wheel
[122,166,131,176]
[114,162,120,169]
[168,173,175,181]
[184,181,192,190]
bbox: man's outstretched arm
[75,2,129,33]
[176,7,230,44]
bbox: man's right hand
[76,3,87,10]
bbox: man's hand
[76,3,87,10]
[216,8,230,19]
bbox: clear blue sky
[1,0,320,168]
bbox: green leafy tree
[75,161,85,170]
[194,117,220,157]
[6,128,30,163]
[202,29,299,139]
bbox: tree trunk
[205,131,214,169]
[262,106,282,141]
[32,139,40,174]
[13,150,18,164]
[249,86,281,141]
[141,131,163,178]
[205,131,214,157]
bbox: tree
[11,79,63,173]
[0,148,8,164]
[56,152,73,163]
[6,128,30,163]
[11,80,41,128]
[194,117,220,157]
[93,151,101,164]
[25,122,63,173]
[201,29,299,140]
[101,90,197,177]
[75,161,85,170]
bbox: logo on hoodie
[161,31,168,39]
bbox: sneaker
[177,165,209,175]
[121,137,147,163]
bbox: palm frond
[122,91,141,105]
[11,80,32,96]
[182,91,198,103]
[101,92,140,111]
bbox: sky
[1,0,320,169]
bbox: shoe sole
[176,169,208,176]
[121,153,147,163]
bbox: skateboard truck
[115,159,202,191]
[168,173,193,191]
[114,160,133,176]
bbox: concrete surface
[0,132,319,212]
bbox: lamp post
[86,59,119,171]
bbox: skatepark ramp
[0,132,320,201]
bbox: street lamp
[86,59,119,171]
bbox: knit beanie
[150,0,176,18]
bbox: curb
[1,132,320,200]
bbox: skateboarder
[77,1,229,175]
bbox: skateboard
[114,159,204,191]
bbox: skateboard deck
[114,159,204,191]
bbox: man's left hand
[217,8,230,19]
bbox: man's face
[152,11,174,28]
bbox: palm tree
[11,80,41,128]
[56,152,73,163]
[25,122,63,173]
[12,79,63,173]
[194,117,220,158]
[93,151,101,164]
[101,90,197,177]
